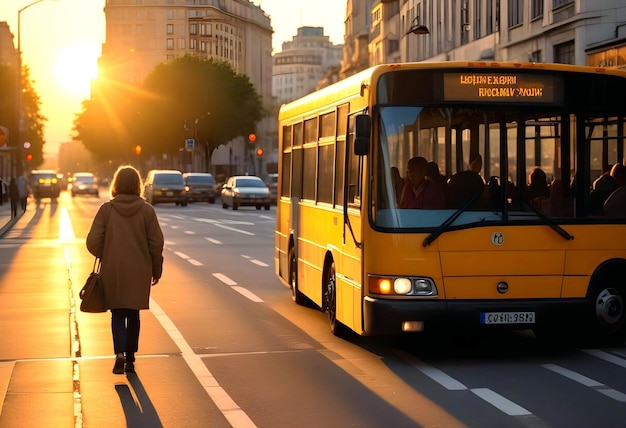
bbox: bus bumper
[362,296,588,336]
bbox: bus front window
[374,106,503,229]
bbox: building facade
[272,27,343,105]
[397,0,626,69]
[99,0,273,179]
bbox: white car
[70,172,99,197]
[221,175,271,210]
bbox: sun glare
[54,45,99,96]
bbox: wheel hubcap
[595,288,624,326]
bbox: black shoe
[112,353,126,374]
[125,362,135,372]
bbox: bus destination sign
[443,73,557,103]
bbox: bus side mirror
[354,114,371,156]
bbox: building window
[529,50,542,62]
[190,23,197,35]
[508,0,523,28]
[167,38,174,50]
[554,40,575,64]
[167,24,174,35]
[531,0,543,20]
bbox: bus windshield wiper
[522,199,573,241]
[423,192,483,247]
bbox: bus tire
[289,248,305,305]
[586,276,626,345]
[323,260,344,336]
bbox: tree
[136,55,264,158]
[0,64,46,167]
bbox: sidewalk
[0,201,22,237]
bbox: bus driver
[399,156,446,209]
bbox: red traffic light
[134,145,142,155]
[248,133,257,143]
[25,153,33,162]
[255,147,264,157]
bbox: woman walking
[86,165,164,374]
[8,177,19,218]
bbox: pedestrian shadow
[115,373,163,427]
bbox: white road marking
[232,286,264,302]
[150,299,256,428]
[205,237,222,244]
[582,349,626,368]
[471,388,532,416]
[174,251,202,266]
[214,223,254,235]
[213,273,237,286]
[543,364,626,402]
[184,230,195,235]
[212,274,263,302]
[250,260,268,267]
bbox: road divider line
[150,299,256,428]
[471,388,532,416]
[213,273,237,286]
[231,286,264,302]
[214,224,254,235]
[543,363,626,402]
[582,349,626,368]
[205,237,222,244]
[212,274,263,302]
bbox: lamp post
[405,18,430,63]
[16,0,52,166]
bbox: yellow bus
[274,61,626,342]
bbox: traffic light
[255,147,264,157]
[25,153,33,162]
[248,133,257,143]
[134,145,142,155]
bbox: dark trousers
[111,309,140,363]
[10,199,17,218]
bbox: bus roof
[278,61,626,121]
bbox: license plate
[480,312,535,324]
[166,191,173,196]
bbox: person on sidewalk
[86,165,164,374]
[17,175,28,212]
[8,177,19,218]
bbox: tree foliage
[0,64,46,167]
[74,55,264,163]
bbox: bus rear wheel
[290,248,305,305]
[323,261,342,336]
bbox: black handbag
[79,258,106,313]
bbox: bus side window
[347,115,362,206]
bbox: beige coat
[86,195,164,310]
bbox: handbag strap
[92,257,101,274]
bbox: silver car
[221,175,271,210]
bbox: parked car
[264,173,278,203]
[221,175,271,210]
[29,169,61,200]
[183,172,216,204]
[142,170,188,206]
[69,172,99,197]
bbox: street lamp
[405,18,430,35]
[16,0,54,154]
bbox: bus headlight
[394,278,412,294]
[368,275,437,296]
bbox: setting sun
[53,44,99,96]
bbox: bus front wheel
[587,278,625,344]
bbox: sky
[0,0,346,158]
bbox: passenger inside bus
[526,167,550,212]
[399,156,446,209]
[446,153,485,209]
[603,162,626,218]
[589,170,617,215]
